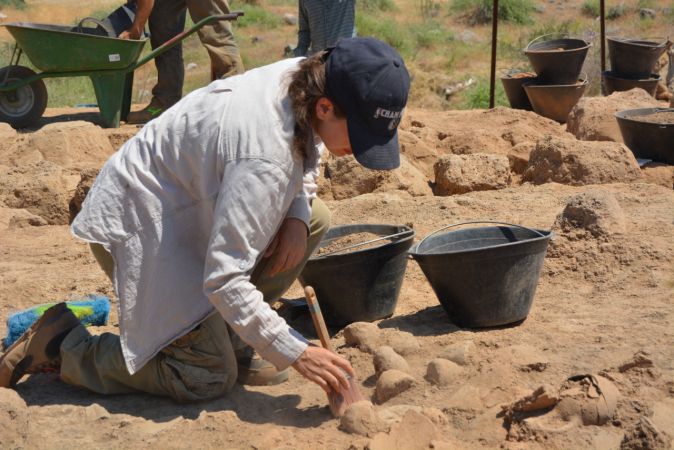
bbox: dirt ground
[1,102,673,450]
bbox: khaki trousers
[149,0,245,108]
[60,199,330,402]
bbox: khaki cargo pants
[150,0,245,108]
[60,199,330,402]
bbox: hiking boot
[0,303,80,388]
[235,346,289,386]
[125,98,167,125]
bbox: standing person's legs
[59,199,330,401]
[149,0,188,110]
[126,0,186,123]
[186,0,245,79]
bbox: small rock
[385,331,420,356]
[524,136,642,186]
[344,322,381,353]
[367,410,438,450]
[639,8,656,19]
[434,153,512,195]
[283,13,298,26]
[458,30,478,43]
[379,404,422,425]
[84,403,111,421]
[0,12,7,20]
[185,62,198,71]
[425,358,462,386]
[441,340,475,366]
[0,387,29,449]
[567,89,661,142]
[375,370,416,404]
[8,209,48,228]
[618,350,654,372]
[553,189,626,239]
[373,346,410,377]
[339,401,384,437]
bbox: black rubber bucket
[615,108,674,164]
[501,72,536,110]
[602,71,660,97]
[299,224,415,327]
[525,37,591,85]
[608,37,670,79]
[409,222,552,328]
[524,77,588,123]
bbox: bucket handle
[317,229,414,258]
[75,17,116,38]
[416,221,547,250]
[526,32,570,50]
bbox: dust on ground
[1,100,673,450]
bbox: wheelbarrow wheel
[0,65,48,129]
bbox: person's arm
[119,0,153,40]
[266,146,322,275]
[294,1,310,57]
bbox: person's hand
[292,345,355,393]
[119,26,142,40]
[264,217,308,276]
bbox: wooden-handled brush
[304,286,365,417]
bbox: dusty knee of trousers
[310,198,332,239]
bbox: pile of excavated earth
[1,89,673,450]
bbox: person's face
[313,97,353,157]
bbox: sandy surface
[1,104,673,450]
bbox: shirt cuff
[286,196,312,231]
[257,327,309,370]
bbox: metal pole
[600,0,606,74]
[489,0,499,108]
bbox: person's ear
[315,97,334,121]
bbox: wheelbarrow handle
[129,12,244,72]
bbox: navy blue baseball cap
[325,37,410,170]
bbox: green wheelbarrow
[0,12,242,129]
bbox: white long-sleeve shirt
[71,58,320,374]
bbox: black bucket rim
[409,221,553,258]
[615,107,674,128]
[309,223,415,261]
[607,36,670,49]
[602,70,661,82]
[525,37,591,53]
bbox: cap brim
[347,115,401,170]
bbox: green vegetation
[358,0,397,12]
[450,0,536,25]
[459,77,508,109]
[581,1,600,17]
[236,4,282,28]
[0,0,26,9]
[410,21,454,49]
[356,15,412,57]
[607,4,628,20]
[637,0,657,9]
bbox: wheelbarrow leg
[121,72,134,122]
[89,71,127,128]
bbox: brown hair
[287,51,342,159]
